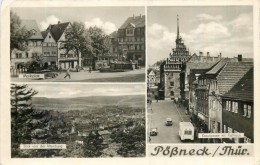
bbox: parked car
[150,128,158,136]
[165,118,173,126]
[40,69,58,79]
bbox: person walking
[59,65,62,74]
[89,67,92,73]
[64,67,71,79]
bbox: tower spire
[177,15,180,40]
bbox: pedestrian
[59,65,62,74]
[89,67,92,73]
[64,67,71,79]
[75,64,79,72]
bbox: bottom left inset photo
[10,83,145,158]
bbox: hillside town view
[10,7,145,82]
[11,84,145,158]
[147,7,253,144]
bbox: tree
[10,11,31,55]
[88,26,111,58]
[11,84,50,157]
[26,53,44,72]
[61,22,92,70]
[83,130,104,157]
[111,124,145,157]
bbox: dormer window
[49,35,51,39]
[30,29,37,35]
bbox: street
[148,99,192,143]
[11,68,145,82]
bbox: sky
[27,84,145,98]
[11,7,144,34]
[147,6,253,66]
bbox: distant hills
[32,95,145,111]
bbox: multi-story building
[111,14,145,66]
[221,67,253,143]
[163,15,191,99]
[180,52,221,102]
[44,22,82,69]
[11,20,43,69]
[41,27,58,68]
[195,56,253,136]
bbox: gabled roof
[223,67,253,102]
[47,22,70,41]
[206,58,237,75]
[149,70,156,76]
[187,62,217,70]
[21,19,43,40]
[41,30,49,39]
[119,15,145,29]
[217,62,253,95]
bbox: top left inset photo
[10,6,145,82]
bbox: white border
[1,0,259,165]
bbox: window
[52,51,56,55]
[233,102,238,113]
[49,35,51,39]
[228,127,233,140]
[26,52,29,58]
[184,130,192,135]
[223,125,226,133]
[243,104,252,118]
[170,81,174,86]
[212,100,215,110]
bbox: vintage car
[165,118,173,126]
[40,70,58,79]
[150,128,158,136]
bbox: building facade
[221,67,253,143]
[11,20,43,69]
[111,15,145,66]
[163,15,191,99]
[41,29,58,69]
[45,22,82,69]
[195,57,253,138]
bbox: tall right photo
[147,6,254,144]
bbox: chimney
[207,52,210,57]
[238,54,242,62]
[199,52,203,56]
[58,21,61,24]
[219,52,222,58]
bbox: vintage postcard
[0,0,259,165]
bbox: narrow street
[147,99,191,143]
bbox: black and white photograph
[147,6,254,144]
[10,7,145,82]
[10,83,145,158]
